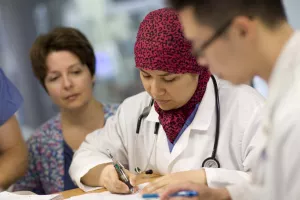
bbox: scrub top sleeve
[0,69,23,126]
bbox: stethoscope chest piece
[134,167,153,175]
[202,157,220,168]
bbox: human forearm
[81,163,112,187]
[0,142,28,189]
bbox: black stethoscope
[134,75,220,174]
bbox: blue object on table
[142,193,160,198]
[142,190,198,199]
[169,190,198,197]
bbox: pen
[142,190,198,199]
[106,149,134,193]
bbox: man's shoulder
[218,79,265,109]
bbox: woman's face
[44,50,95,111]
[140,69,199,110]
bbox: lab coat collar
[145,77,217,131]
[267,31,300,110]
[145,104,159,123]
[269,31,300,87]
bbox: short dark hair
[167,0,287,29]
[30,27,96,89]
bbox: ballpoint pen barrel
[107,149,134,193]
[115,164,134,193]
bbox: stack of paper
[66,183,149,200]
[66,193,143,200]
[0,191,63,200]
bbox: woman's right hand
[99,164,138,194]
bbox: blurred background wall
[0,0,297,139]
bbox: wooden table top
[60,174,160,199]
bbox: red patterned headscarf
[134,8,211,144]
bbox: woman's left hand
[140,169,207,194]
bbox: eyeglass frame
[192,19,234,58]
[192,16,255,58]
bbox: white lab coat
[227,31,300,200]
[70,77,265,191]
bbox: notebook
[0,191,63,200]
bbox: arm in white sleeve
[226,182,264,200]
[69,104,128,191]
[221,98,300,200]
[265,112,300,200]
[205,105,266,188]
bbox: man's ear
[232,16,254,39]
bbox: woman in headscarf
[69,8,265,194]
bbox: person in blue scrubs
[0,68,28,190]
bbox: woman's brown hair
[30,27,96,89]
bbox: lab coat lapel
[191,77,216,131]
[145,106,159,123]
[168,78,216,168]
[268,32,300,117]
[262,32,300,140]
[143,77,217,172]
[145,105,171,173]
[156,125,171,174]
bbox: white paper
[0,191,63,200]
[81,185,102,192]
[66,183,149,200]
[66,193,143,200]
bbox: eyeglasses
[192,19,233,58]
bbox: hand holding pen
[101,149,137,194]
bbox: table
[60,174,160,199]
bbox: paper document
[0,191,63,200]
[66,183,149,200]
[66,193,143,200]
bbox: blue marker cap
[142,190,198,199]
[142,193,160,198]
[169,190,198,197]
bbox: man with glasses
[159,0,300,200]
[0,68,28,190]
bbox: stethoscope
[134,75,221,174]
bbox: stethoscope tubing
[134,75,221,172]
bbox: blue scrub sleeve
[0,69,23,126]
